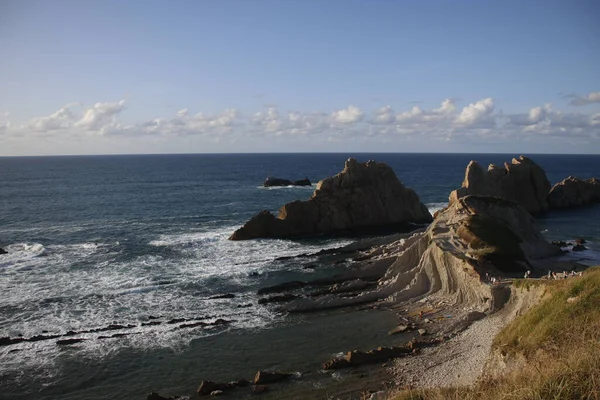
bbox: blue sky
[1,0,599,155]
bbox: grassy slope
[393,266,600,400]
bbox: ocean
[1,153,599,399]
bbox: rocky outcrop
[449,156,551,214]
[263,177,311,187]
[547,176,600,209]
[0,248,6,255]
[279,195,561,313]
[230,158,432,240]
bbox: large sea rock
[229,158,432,240]
[279,195,562,313]
[547,176,600,209]
[448,156,551,214]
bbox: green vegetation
[392,267,600,400]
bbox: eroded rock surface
[547,176,600,209]
[279,195,561,313]
[230,158,432,240]
[449,156,551,214]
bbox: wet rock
[263,177,311,187]
[257,281,306,295]
[253,371,291,385]
[257,294,298,304]
[418,329,427,336]
[0,248,7,255]
[142,321,163,327]
[56,338,86,345]
[178,321,207,329]
[146,392,174,400]
[0,336,25,346]
[252,385,268,394]
[388,324,409,335]
[209,293,235,300]
[197,381,231,396]
[572,244,587,252]
[322,358,351,370]
[229,379,250,387]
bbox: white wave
[426,202,447,215]
[258,185,315,190]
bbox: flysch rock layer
[230,158,432,240]
[279,195,561,313]
[448,155,551,214]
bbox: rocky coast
[138,155,600,400]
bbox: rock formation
[278,195,561,313]
[0,248,6,255]
[230,158,432,240]
[449,156,551,214]
[263,177,311,187]
[547,176,600,209]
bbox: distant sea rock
[263,177,311,187]
[230,158,432,240]
[0,248,6,255]
[547,176,600,209]
[449,156,551,214]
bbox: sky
[0,0,599,156]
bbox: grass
[391,266,600,400]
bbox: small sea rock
[252,385,268,394]
[418,329,427,336]
[388,324,409,335]
[253,371,290,385]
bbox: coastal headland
[144,156,599,399]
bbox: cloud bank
[2,94,599,154]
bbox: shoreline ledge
[230,158,432,240]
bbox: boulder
[449,156,551,214]
[263,177,311,187]
[231,158,432,240]
[197,381,231,396]
[547,176,600,209]
[253,371,291,385]
[0,248,7,255]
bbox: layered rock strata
[278,195,561,313]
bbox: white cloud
[455,98,495,126]
[2,96,598,153]
[566,91,600,106]
[75,99,126,133]
[331,105,364,124]
[371,106,396,125]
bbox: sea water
[1,153,599,399]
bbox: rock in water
[253,371,291,385]
[0,248,6,255]
[449,156,551,214]
[547,176,600,209]
[231,158,432,240]
[263,177,311,187]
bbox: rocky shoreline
[139,155,600,400]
